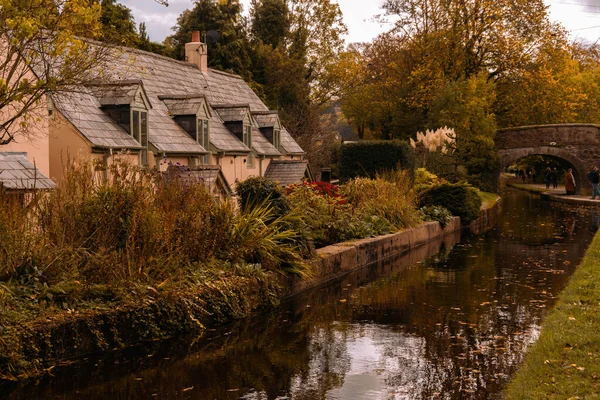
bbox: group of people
[544,166,600,198]
[543,167,559,190]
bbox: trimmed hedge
[419,182,482,224]
[339,140,414,180]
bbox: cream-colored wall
[260,157,271,177]
[50,112,142,182]
[49,111,93,182]
[214,154,262,188]
[0,48,51,177]
[148,152,197,171]
[1,98,50,177]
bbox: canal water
[3,189,599,400]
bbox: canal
[3,189,599,399]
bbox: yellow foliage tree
[0,0,106,145]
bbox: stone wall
[283,218,462,297]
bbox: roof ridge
[211,103,251,109]
[207,68,245,80]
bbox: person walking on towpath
[565,168,576,195]
[551,167,558,189]
[588,166,600,199]
[544,167,552,189]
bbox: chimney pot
[191,30,201,43]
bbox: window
[130,109,149,165]
[132,111,140,142]
[198,119,209,148]
[273,128,281,150]
[243,124,253,167]
[140,111,149,165]
[197,118,210,164]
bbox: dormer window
[88,81,152,166]
[252,111,282,153]
[161,95,212,165]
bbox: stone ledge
[284,217,461,297]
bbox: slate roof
[264,160,311,186]
[213,105,249,123]
[51,44,303,156]
[253,112,279,128]
[202,70,304,155]
[209,113,250,153]
[251,126,280,156]
[161,96,206,116]
[165,164,232,197]
[87,81,145,107]
[280,128,304,155]
[54,91,144,149]
[0,152,56,190]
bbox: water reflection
[2,190,597,400]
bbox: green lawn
[476,190,500,209]
[505,230,600,399]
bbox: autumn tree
[0,0,108,146]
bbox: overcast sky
[122,0,600,45]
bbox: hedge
[339,140,414,180]
[419,182,482,224]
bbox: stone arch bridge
[496,124,600,193]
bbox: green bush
[419,205,453,227]
[419,182,482,224]
[235,176,290,216]
[339,140,414,181]
[341,170,421,230]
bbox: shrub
[341,170,421,230]
[287,183,365,248]
[0,159,310,287]
[339,140,414,181]
[236,176,290,216]
[0,193,40,279]
[414,168,439,186]
[419,182,482,224]
[419,205,453,227]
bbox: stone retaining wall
[284,218,461,297]
[468,198,502,235]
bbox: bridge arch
[496,124,600,194]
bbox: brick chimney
[185,30,208,72]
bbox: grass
[476,190,500,209]
[505,230,600,399]
[506,182,548,194]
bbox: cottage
[43,31,305,190]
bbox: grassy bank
[506,182,548,194]
[505,230,600,398]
